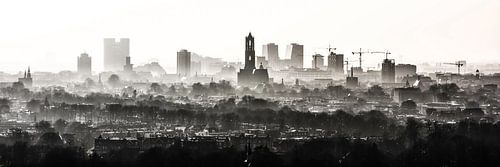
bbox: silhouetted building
[18,67,33,88]
[123,56,133,72]
[104,38,130,71]
[350,67,364,75]
[382,59,395,83]
[328,53,344,74]
[393,85,421,103]
[395,64,417,79]
[263,43,279,69]
[177,49,191,77]
[77,52,91,76]
[237,33,269,86]
[287,43,304,68]
[346,67,358,88]
[312,54,324,69]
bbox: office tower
[327,52,335,71]
[123,56,133,72]
[327,51,344,73]
[312,54,324,69]
[329,53,344,74]
[18,67,33,88]
[77,52,91,75]
[381,58,396,83]
[395,64,417,79]
[104,38,130,72]
[286,43,304,68]
[177,49,191,77]
[262,43,279,69]
[238,33,269,86]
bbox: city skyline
[0,0,499,73]
[0,1,499,166]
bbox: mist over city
[1,0,500,167]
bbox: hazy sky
[0,0,499,73]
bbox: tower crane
[316,44,337,54]
[344,57,357,73]
[352,48,369,69]
[370,51,391,59]
[443,61,464,75]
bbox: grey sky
[0,0,499,73]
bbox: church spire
[27,66,31,78]
[244,32,256,69]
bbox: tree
[26,99,41,112]
[404,117,422,147]
[84,78,95,87]
[191,82,207,96]
[107,74,121,87]
[0,98,11,113]
[53,119,68,134]
[168,85,177,95]
[149,83,163,94]
[367,85,387,97]
[300,87,311,97]
[37,132,64,146]
[401,100,417,113]
[35,120,52,134]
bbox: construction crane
[370,51,391,59]
[443,61,464,75]
[352,48,369,69]
[316,44,337,54]
[344,57,357,72]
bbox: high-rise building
[263,43,279,69]
[77,53,91,75]
[104,38,130,72]
[381,59,396,83]
[286,43,304,68]
[312,54,324,69]
[177,49,191,77]
[328,52,344,74]
[123,56,133,72]
[238,33,269,86]
[327,52,335,71]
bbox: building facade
[395,64,417,79]
[123,56,133,72]
[104,38,130,72]
[382,59,396,83]
[286,43,304,68]
[177,49,191,77]
[262,43,279,70]
[77,53,91,76]
[312,54,324,69]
